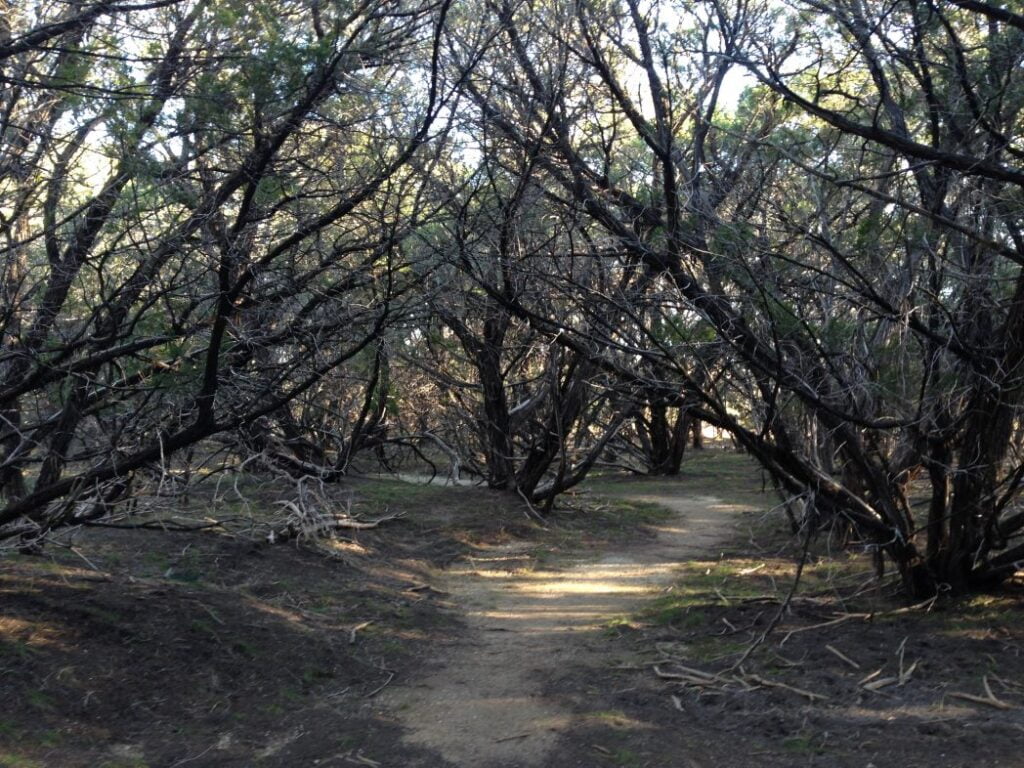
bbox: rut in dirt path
[382,491,748,768]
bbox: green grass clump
[0,754,46,768]
[351,478,447,509]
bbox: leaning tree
[0,0,454,542]
[444,0,1024,594]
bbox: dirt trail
[383,491,747,768]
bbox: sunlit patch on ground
[0,617,69,651]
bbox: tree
[401,119,630,503]
[734,0,1024,591]
[445,0,1024,594]
[0,0,453,542]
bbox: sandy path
[383,492,746,768]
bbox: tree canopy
[3,0,1024,596]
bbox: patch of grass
[609,747,643,767]
[586,452,767,506]
[188,619,221,643]
[593,497,675,527]
[602,617,636,637]
[0,640,39,661]
[79,603,124,625]
[645,598,706,628]
[687,636,747,662]
[231,640,256,659]
[164,548,207,583]
[680,452,770,494]
[373,637,406,655]
[25,691,53,713]
[542,492,677,548]
[385,603,416,627]
[642,560,775,623]
[781,732,825,755]
[351,478,446,510]
[137,550,179,579]
[36,731,61,749]
[306,595,335,613]
[797,556,877,594]
[20,560,66,575]
[301,665,335,685]
[103,552,124,567]
[524,543,568,568]
[0,753,46,768]
[782,735,813,752]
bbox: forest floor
[2,452,1023,767]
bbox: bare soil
[2,453,1023,767]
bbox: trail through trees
[5,0,1024,598]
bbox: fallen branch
[949,676,1017,710]
[741,672,829,702]
[780,614,856,645]
[862,675,899,692]
[349,621,373,645]
[83,516,242,532]
[365,670,395,698]
[331,512,406,530]
[899,659,919,685]
[835,595,939,622]
[494,732,532,744]
[825,644,860,670]
[268,507,405,543]
[654,662,721,685]
[341,751,382,767]
[948,690,1016,710]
